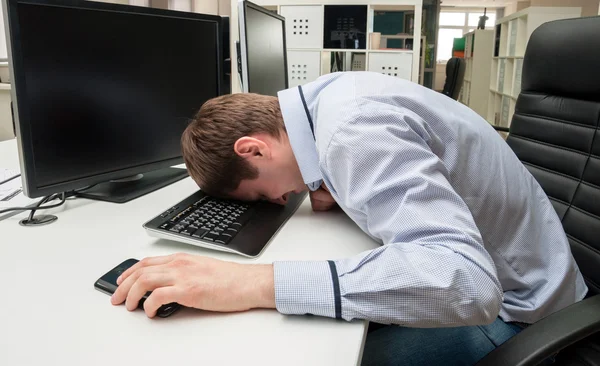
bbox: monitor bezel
[3,0,223,198]
[238,0,288,94]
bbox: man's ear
[234,136,270,160]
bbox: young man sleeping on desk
[110,72,586,365]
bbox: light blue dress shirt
[274,72,587,327]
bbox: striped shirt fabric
[273,72,586,327]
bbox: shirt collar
[277,86,323,191]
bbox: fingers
[143,286,181,318]
[111,265,165,306]
[310,188,335,203]
[311,199,334,211]
[117,254,175,285]
[125,272,174,311]
[310,188,337,211]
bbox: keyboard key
[215,227,224,232]
[226,227,238,234]
[180,228,195,236]
[192,229,208,238]
[216,233,233,244]
[159,222,171,230]
[169,225,184,233]
[202,231,220,241]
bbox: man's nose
[270,193,289,205]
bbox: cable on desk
[0,191,67,215]
[25,192,66,222]
[0,173,21,186]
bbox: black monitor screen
[244,5,287,96]
[15,3,219,188]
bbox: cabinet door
[368,52,413,81]
[280,5,323,49]
[287,51,321,87]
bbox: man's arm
[274,104,503,327]
[111,254,275,317]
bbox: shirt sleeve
[274,102,503,327]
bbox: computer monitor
[238,0,288,96]
[3,0,223,202]
[220,16,231,95]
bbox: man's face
[227,132,307,205]
[230,175,306,205]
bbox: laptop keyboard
[157,196,253,245]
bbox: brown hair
[181,93,285,197]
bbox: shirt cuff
[273,260,341,319]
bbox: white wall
[170,0,192,11]
[0,6,6,60]
[193,0,218,14]
[0,88,12,141]
[530,0,599,16]
[129,0,150,6]
[0,6,8,59]
[89,0,129,3]
[191,0,229,15]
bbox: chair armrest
[492,125,510,132]
[476,295,600,366]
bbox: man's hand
[310,184,337,211]
[110,253,275,318]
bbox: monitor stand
[76,167,189,203]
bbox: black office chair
[442,57,466,100]
[479,16,600,366]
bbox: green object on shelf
[453,37,465,52]
[373,11,404,35]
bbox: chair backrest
[505,16,600,295]
[442,57,466,100]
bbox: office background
[1,1,599,365]
[1,0,599,142]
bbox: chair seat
[556,331,600,366]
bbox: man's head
[181,93,306,205]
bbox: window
[439,12,466,26]
[436,9,496,63]
[437,29,464,63]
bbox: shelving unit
[379,34,426,84]
[459,29,493,119]
[486,6,581,127]
[229,0,424,94]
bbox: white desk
[0,139,378,366]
